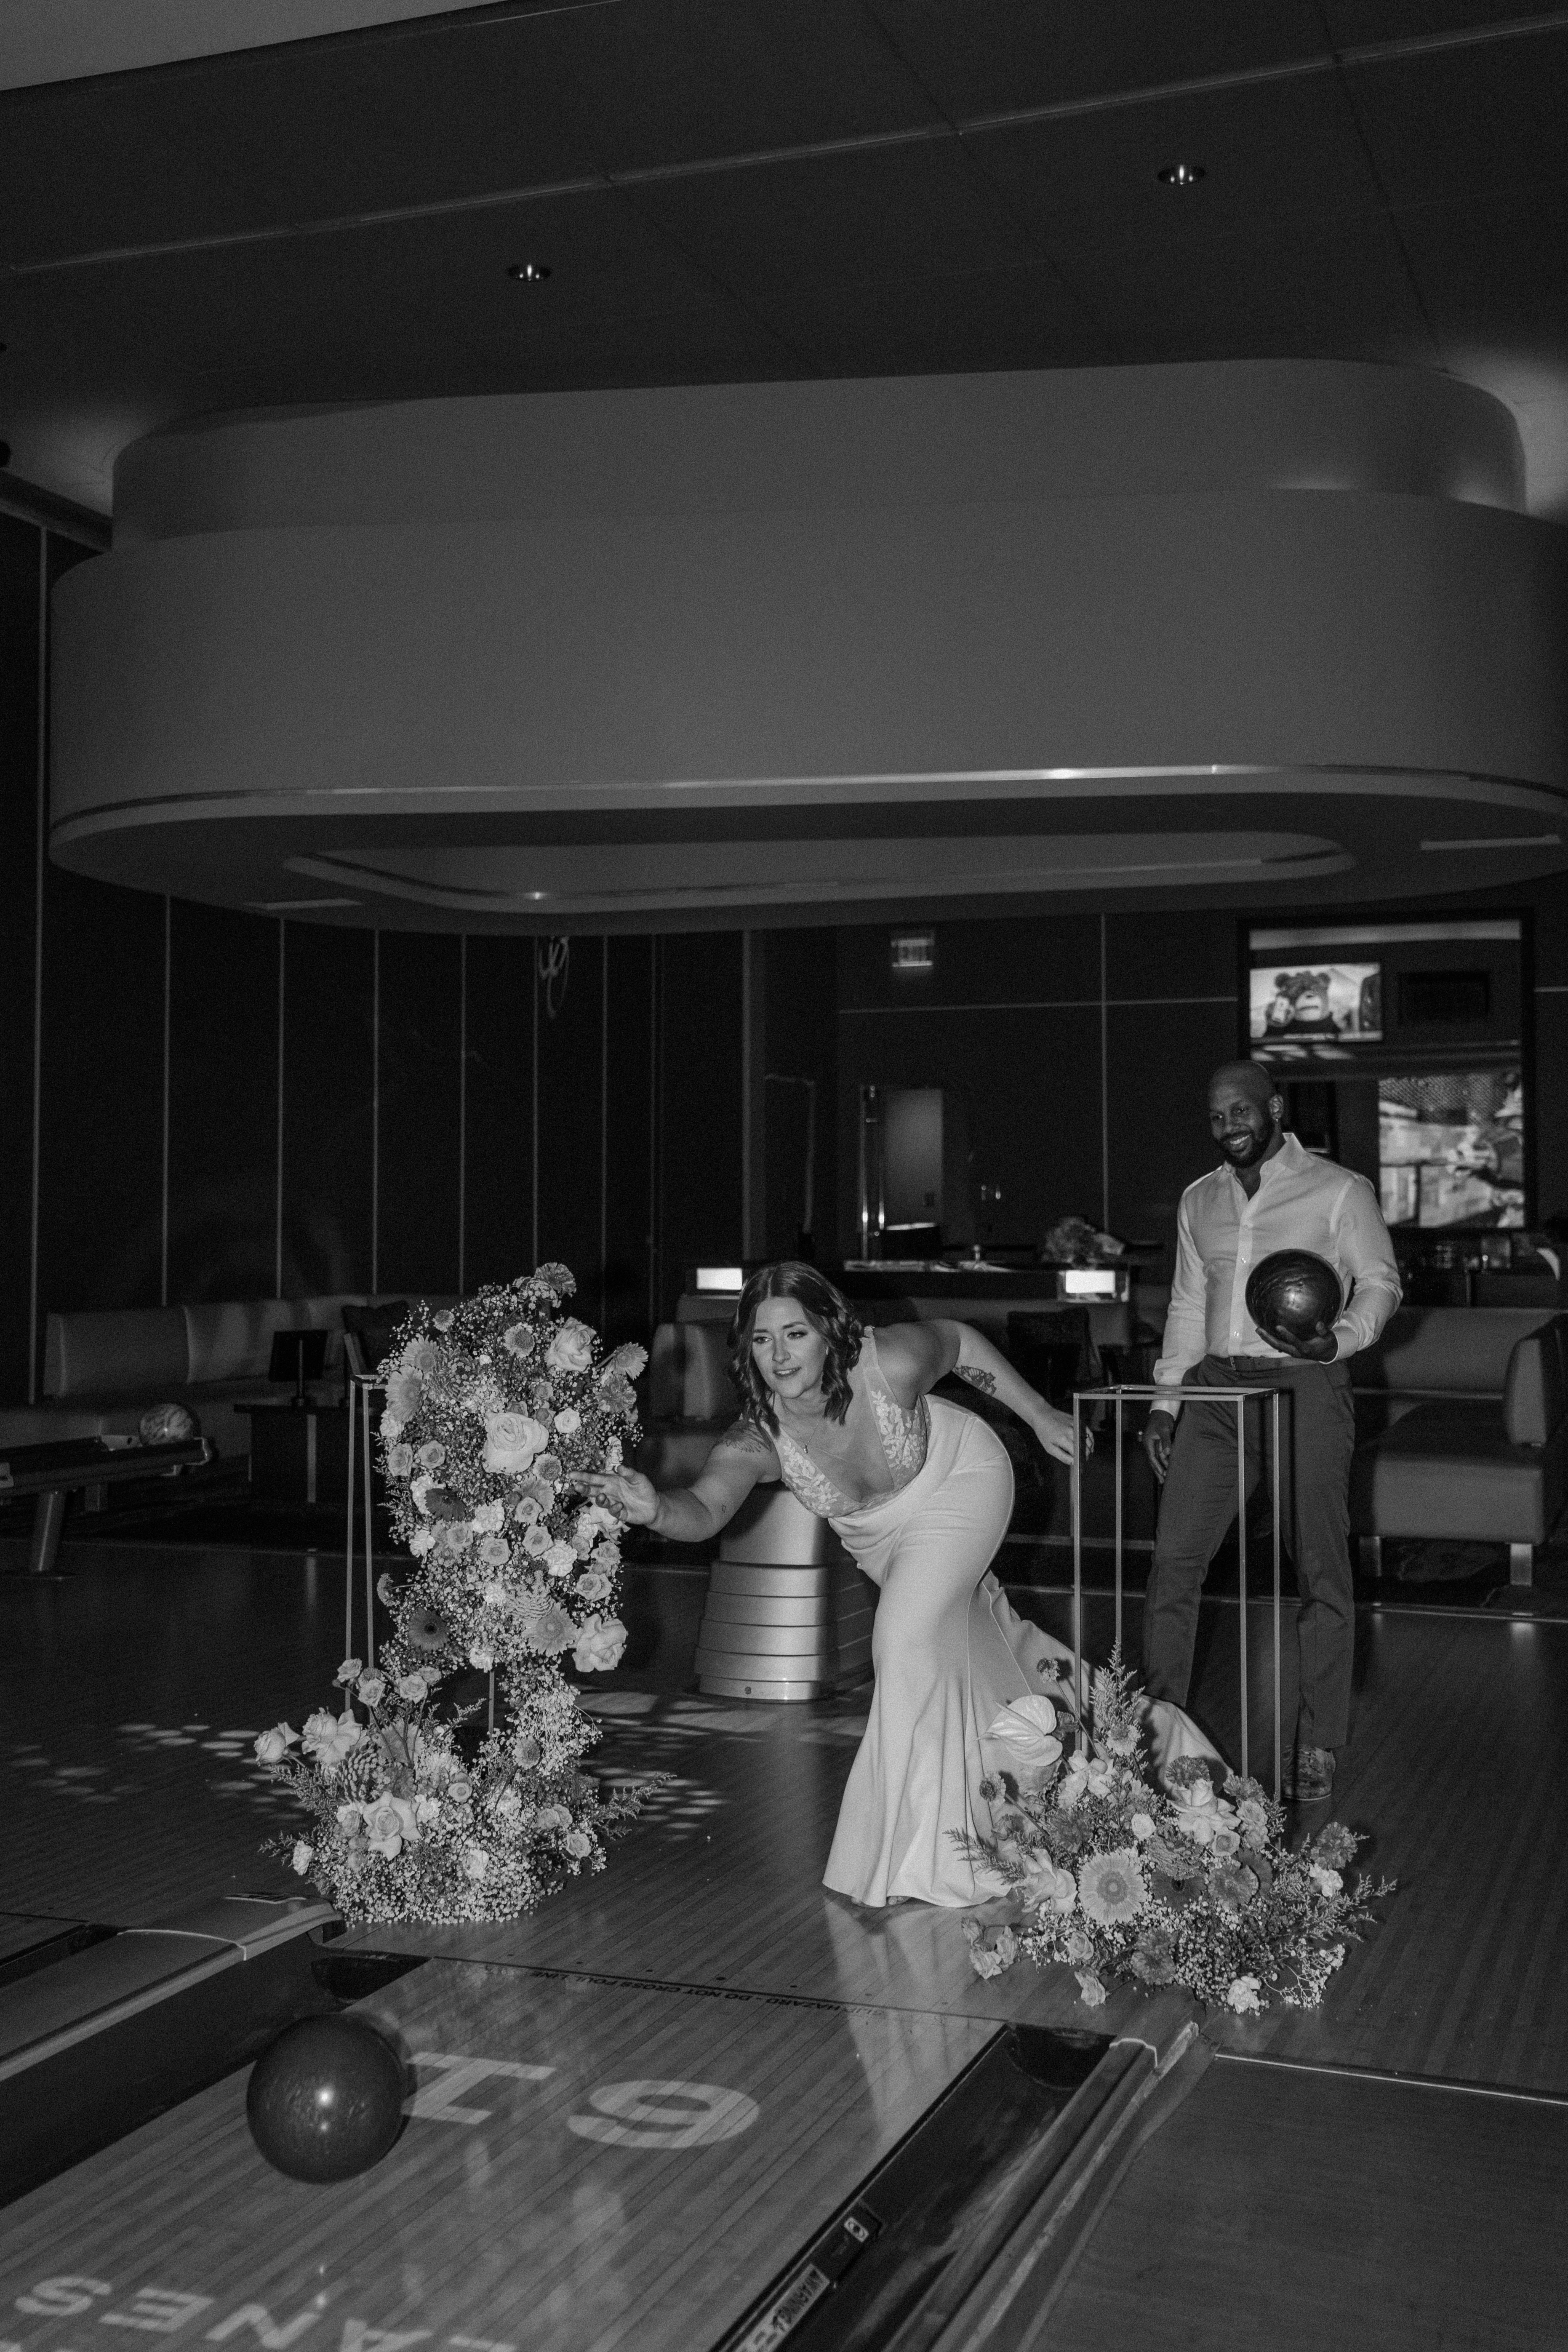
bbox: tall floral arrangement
[253,1264,655,1924]
[961,1656,1392,2015]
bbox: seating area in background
[0,1295,420,1463]
[1351,1307,1568,1586]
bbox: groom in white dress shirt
[1141,1060,1401,1804]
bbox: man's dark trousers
[1141,1353,1356,1751]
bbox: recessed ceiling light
[507,261,552,283]
[1157,163,1205,187]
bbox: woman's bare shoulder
[866,1320,945,1394]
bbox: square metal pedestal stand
[1071,1383,1285,1800]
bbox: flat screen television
[1249,961,1382,1056]
[1378,1068,1525,1229]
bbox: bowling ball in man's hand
[246,2014,407,2182]
[1245,1250,1343,1346]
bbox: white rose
[472,1500,504,1533]
[1130,1811,1156,1842]
[364,1795,421,1858]
[483,1411,549,1475]
[409,1523,436,1557]
[334,1656,363,1686]
[1226,1975,1263,2015]
[1309,1864,1343,1897]
[544,1541,576,1579]
[356,1670,386,1705]
[291,1840,314,1875]
[387,1445,413,1477]
[253,1722,299,1764]
[469,1645,494,1672]
[553,1407,581,1436]
[461,1844,490,1882]
[573,1613,628,1673]
[546,1320,595,1374]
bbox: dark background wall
[3,515,1565,1405]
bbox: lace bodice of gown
[771,1331,930,1520]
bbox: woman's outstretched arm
[578,1420,778,1542]
[875,1319,1084,1464]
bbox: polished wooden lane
[0,1962,998,2351]
[6,1544,1567,2088]
[1045,2054,1566,2352]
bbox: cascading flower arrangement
[961,1655,1393,2015]
[253,1263,657,1924]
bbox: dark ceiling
[2,0,1566,525]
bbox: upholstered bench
[1350,1308,1568,1585]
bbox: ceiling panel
[0,7,605,268]
[561,0,941,172]
[863,0,1331,120]
[968,72,1391,254]
[750,259,1111,378]
[1343,27,1568,205]
[1317,1,1568,45]
[619,137,1040,299]
[1057,210,1437,366]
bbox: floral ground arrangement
[253,1264,659,1924]
[962,1658,1393,2015]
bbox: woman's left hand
[1034,1405,1090,1465]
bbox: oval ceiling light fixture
[507,261,552,283]
[1157,162,1205,187]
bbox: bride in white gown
[584,1262,1219,1909]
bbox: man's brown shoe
[1283,1745,1336,1804]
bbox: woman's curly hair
[728,1262,863,1434]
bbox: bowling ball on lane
[1245,1250,1343,1345]
[246,2015,406,2183]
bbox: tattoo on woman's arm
[957,1365,998,1395]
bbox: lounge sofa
[1350,1306,1568,1585]
[0,1296,417,1463]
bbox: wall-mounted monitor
[1378,1068,1525,1230]
[1249,962,1381,1056]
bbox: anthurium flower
[987,1695,1064,1787]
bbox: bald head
[1209,1059,1276,1112]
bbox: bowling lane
[0,1962,997,2352]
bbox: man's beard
[1221,1122,1277,1169]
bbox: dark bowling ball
[1245,1249,1343,1344]
[246,2014,406,2183]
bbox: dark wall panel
[0,515,40,1400]
[604,936,655,1343]
[280,922,374,1296]
[1105,908,1239,1011]
[838,913,1099,1010]
[837,1003,1103,1255]
[378,931,462,1299]
[167,899,279,1301]
[462,934,535,1294]
[764,926,837,1262]
[36,867,165,1315]
[659,932,743,1317]
[1107,1000,1238,1259]
[535,936,608,1313]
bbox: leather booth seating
[1350,1307,1568,1585]
[0,1296,419,1462]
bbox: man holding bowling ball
[1142,1060,1401,1803]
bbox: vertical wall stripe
[1099,913,1110,1232]
[457,933,468,1296]
[26,528,48,1402]
[648,936,659,1333]
[160,896,171,1307]
[600,934,609,1329]
[275,919,286,1299]
[371,929,381,1293]
[530,949,540,1272]
[741,927,753,1257]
